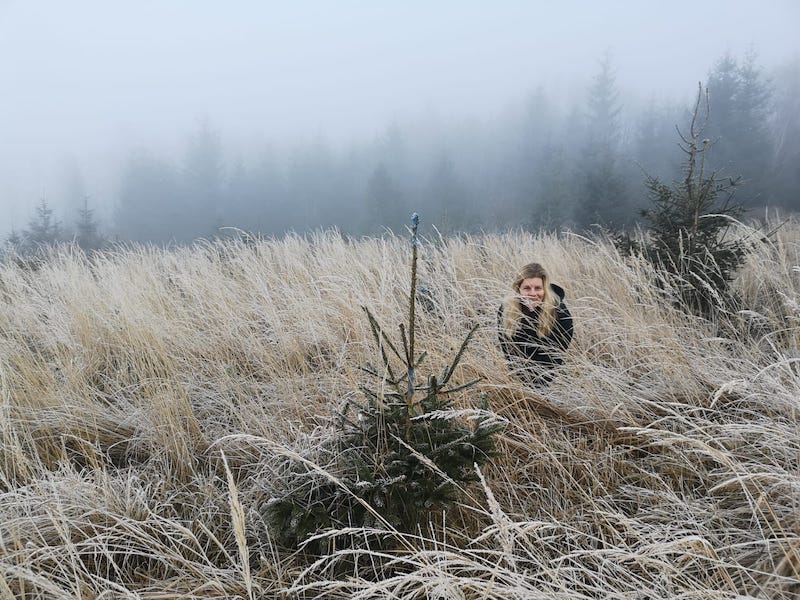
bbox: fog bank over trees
[2,1,799,242]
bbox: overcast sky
[1,1,798,233]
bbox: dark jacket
[497,283,573,383]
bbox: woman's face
[518,277,545,309]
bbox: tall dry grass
[0,222,798,598]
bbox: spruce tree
[24,198,62,251]
[5,230,22,248]
[75,197,104,251]
[575,53,631,228]
[705,51,772,208]
[264,213,501,553]
[616,83,748,316]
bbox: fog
[2,0,799,237]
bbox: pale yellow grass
[0,222,798,598]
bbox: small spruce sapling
[615,83,748,316]
[264,213,501,552]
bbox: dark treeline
[8,51,800,248]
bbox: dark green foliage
[615,84,748,316]
[263,214,501,552]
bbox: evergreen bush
[615,83,749,316]
[263,213,501,553]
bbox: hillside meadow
[0,222,799,599]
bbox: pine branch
[439,323,479,386]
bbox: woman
[498,262,573,384]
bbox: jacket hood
[550,283,566,303]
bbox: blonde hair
[501,262,557,337]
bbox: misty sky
[2,0,799,233]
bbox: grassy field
[0,222,799,599]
